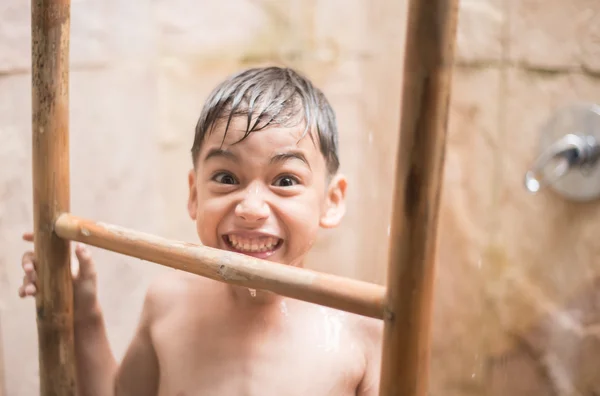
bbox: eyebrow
[269,150,311,170]
[203,148,239,163]
[203,147,311,170]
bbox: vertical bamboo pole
[31,0,76,395]
[378,0,460,395]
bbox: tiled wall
[434,1,600,394]
[0,0,599,395]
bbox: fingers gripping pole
[32,0,76,395]
[378,0,460,395]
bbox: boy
[19,66,383,395]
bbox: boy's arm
[113,287,161,396]
[74,308,118,396]
[76,284,161,396]
[67,244,118,396]
[76,281,161,396]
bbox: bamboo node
[36,308,73,328]
[383,307,395,322]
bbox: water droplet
[316,307,343,353]
[280,301,289,316]
[524,172,541,192]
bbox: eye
[273,175,299,187]
[212,172,238,185]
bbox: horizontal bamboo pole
[378,0,460,395]
[31,0,76,395]
[54,213,385,319]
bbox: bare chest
[152,310,365,396]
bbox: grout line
[454,60,600,79]
[1,56,598,79]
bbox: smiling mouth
[223,234,283,256]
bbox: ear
[319,173,347,229]
[187,169,198,220]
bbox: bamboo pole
[31,0,76,395]
[54,213,386,319]
[378,0,460,395]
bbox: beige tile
[155,0,272,61]
[309,58,403,283]
[427,66,501,394]
[486,348,556,396]
[486,278,600,394]
[499,69,600,309]
[582,12,600,73]
[156,0,405,66]
[0,0,110,73]
[456,0,505,63]
[508,0,600,73]
[0,74,38,396]
[312,0,395,57]
[488,68,600,393]
[0,0,157,74]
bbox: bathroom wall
[0,0,599,395]
[436,1,600,394]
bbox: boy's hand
[18,232,101,322]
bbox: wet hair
[191,66,340,175]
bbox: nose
[235,184,270,223]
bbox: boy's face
[187,116,347,267]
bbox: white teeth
[227,235,280,252]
